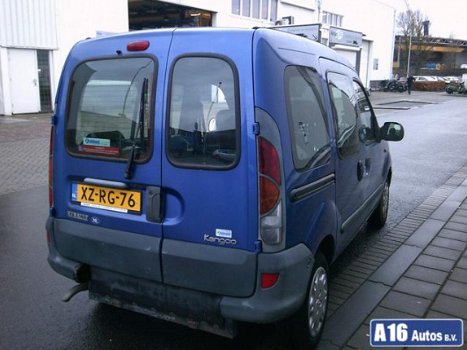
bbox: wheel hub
[307,266,328,337]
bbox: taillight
[259,137,281,185]
[259,177,279,214]
[48,126,54,208]
[259,137,281,215]
[258,136,283,245]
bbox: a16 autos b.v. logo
[370,319,463,347]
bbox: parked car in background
[442,76,460,84]
[414,76,438,82]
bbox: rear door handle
[146,186,163,223]
[365,157,371,175]
[357,161,364,181]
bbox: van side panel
[253,29,337,254]
[320,57,391,255]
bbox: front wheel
[288,252,329,349]
[369,180,389,228]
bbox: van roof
[72,27,354,71]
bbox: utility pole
[405,0,412,77]
[407,33,412,77]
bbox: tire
[288,252,329,349]
[369,180,389,228]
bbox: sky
[378,0,467,39]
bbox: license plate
[71,183,141,214]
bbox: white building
[0,0,128,115]
[0,0,395,115]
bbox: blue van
[46,27,403,347]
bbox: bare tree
[396,5,431,76]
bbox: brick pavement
[0,114,50,195]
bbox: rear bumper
[221,244,314,323]
[47,217,313,326]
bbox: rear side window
[66,57,155,161]
[353,81,377,142]
[327,72,360,157]
[167,56,239,168]
[286,66,330,169]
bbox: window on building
[261,0,268,19]
[270,0,278,22]
[286,66,330,169]
[322,11,343,27]
[37,50,52,112]
[252,0,260,18]
[373,58,379,70]
[242,0,251,17]
[233,0,277,21]
[232,0,240,15]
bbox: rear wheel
[288,252,329,349]
[369,180,389,228]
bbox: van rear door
[160,30,259,297]
[53,32,174,283]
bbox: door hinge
[50,114,57,126]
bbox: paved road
[376,92,467,230]
[0,92,466,349]
[0,114,49,195]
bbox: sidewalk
[369,90,455,114]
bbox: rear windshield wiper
[125,78,148,179]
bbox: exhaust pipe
[62,282,89,302]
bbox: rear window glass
[66,57,155,160]
[167,56,239,168]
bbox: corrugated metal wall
[0,0,58,49]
